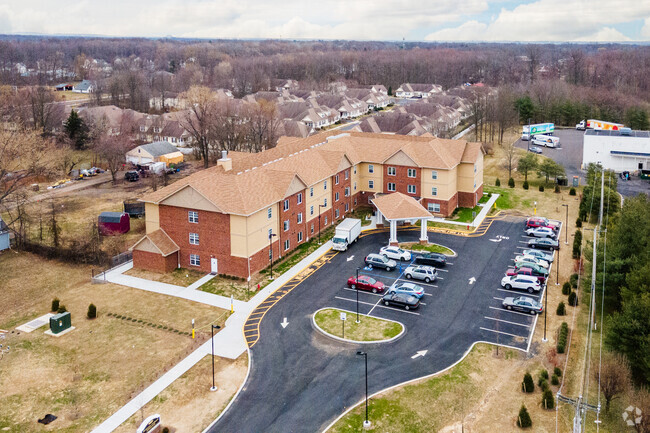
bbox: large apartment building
[131,132,483,278]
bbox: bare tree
[180,86,217,168]
[246,99,281,152]
[504,141,517,179]
[593,353,631,413]
[92,112,137,184]
[629,387,650,433]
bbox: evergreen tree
[64,109,88,150]
[517,404,532,428]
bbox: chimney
[217,150,232,172]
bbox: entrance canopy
[370,192,431,246]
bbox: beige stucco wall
[145,203,160,233]
[305,178,332,220]
[160,187,221,212]
[357,162,383,194]
[421,167,458,200]
[230,204,279,257]
[458,162,480,192]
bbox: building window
[345,187,350,197]
[408,168,416,178]
[408,185,417,194]
[432,187,438,196]
[297,213,303,224]
[474,182,477,189]
[310,205,314,216]
[190,254,200,266]
[354,166,357,174]
[431,170,438,180]
[284,239,290,251]
[324,198,327,207]
[298,231,303,242]
[335,209,340,218]
[428,203,440,212]
[368,164,374,173]
[345,170,349,180]
[345,203,349,212]
[368,180,374,189]
[474,164,477,173]
[311,224,314,234]
[324,180,327,190]
[189,233,199,245]
[335,174,339,185]
[387,167,396,176]
[267,208,272,219]
[324,216,328,225]
[297,193,302,204]
[283,199,289,211]
[188,211,199,223]
[283,220,289,232]
[310,187,314,197]
[354,198,357,206]
[335,192,340,202]
[354,182,357,191]
[387,182,396,192]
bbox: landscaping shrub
[572,230,582,259]
[51,298,60,312]
[57,305,67,314]
[568,291,578,306]
[554,185,560,193]
[562,282,572,295]
[522,372,535,393]
[538,369,549,386]
[570,273,579,288]
[557,322,569,353]
[523,181,529,190]
[556,302,566,316]
[542,389,555,409]
[495,178,501,187]
[517,404,532,428]
[569,187,576,196]
[551,374,560,385]
[554,367,562,377]
[87,303,97,319]
[539,185,545,192]
[508,177,515,188]
[539,380,549,392]
[163,428,170,433]
[575,217,582,228]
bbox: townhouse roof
[74,80,94,91]
[131,229,179,257]
[138,141,180,157]
[371,192,431,220]
[140,131,481,216]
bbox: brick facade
[133,250,178,273]
[422,192,458,217]
[278,191,307,256]
[458,185,482,208]
[384,165,421,198]
[332,169,352,222]
[306,207,333,242]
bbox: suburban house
[0,217,9,251]
[359,112,427,136]
[54,83,74,91]
[131,131,484,277]
[126,141,184,166]
[395,83,443,98]
[273,79,299,92]
[73,80,95,93]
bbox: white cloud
[576,27,631,42]
[642,17,650,38]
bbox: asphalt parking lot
[515,128,585,183]
[211,216,564,433]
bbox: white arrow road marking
[489,238,502,243]
[411,350,428,359]
[468,277,476,285]
[347,255,355,262]
[281,318,289,328]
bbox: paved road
[210,216,549,433]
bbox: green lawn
[400,242,454,256]
[450,205,481,223]
[314,308,403,341]
[349,207,374,226]
[483,186,515,210]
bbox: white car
[404,265,437,283]
[380,246,412,262]
[525,227,557,239]
[501,275,541,293]
[515,255,549,269]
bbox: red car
[347,275,386,293]
[526,217,559,232]
[506,267,547,283]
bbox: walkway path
[92,241,334,433]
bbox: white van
[532,135,560,148]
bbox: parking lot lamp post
[561,204,569,244]
[269,232,277,279]
[527,118,531,152]
[356,268,361,323]
[543,275,549,343]
[555,246,560,286]
[318,203,326,245]
[210,324,221,391]
[357,351,371,429]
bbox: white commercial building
[582,129,650,172]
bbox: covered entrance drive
[370,192,432,246]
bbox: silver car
[404,265,437,283]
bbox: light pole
[356,267,361,323]
[555,245,560,286]
[269,232,277,279]
[210,324,221,391]
[527,117,531,152]
[357,351,371,429]
[561,204,569,244]
[318,203,326,245]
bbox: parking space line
[496,288,541,298]
[484,316,531,328]
[342,287,382,298]
[335,296,381,307]
[394,278,438,288]
[480,327,528,339]
[335,296,421,316]
[493,296,505,301]
[437,269,449,272]
[488,306,534,317]
[366,298,382,316]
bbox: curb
[311,307,406,345]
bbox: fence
[92,251,133,283]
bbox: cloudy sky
[0,0,649,42]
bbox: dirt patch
[124,267,205,287]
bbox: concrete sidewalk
[92,240,334,433]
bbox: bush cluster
[572,230,583,259]
[538,369,549,386]
[517,404,532,428]
[562,282,572,295]
[569,187,577,196]
[556,301,566,316]
[557,322,569,353]
[57,305,67,314]
[539,185,545,192]
[508,178,515,188]
[568,291,578,306]
[522,372,535,393]
[554,366,562,377]
[542,389,555,409]
[570,273,579,288]
[495,178,501,187]
[523,181,529,190]
[51,298,60,312]
[87,303,97,319]
[575,217,582,228]
[551,374,560,385]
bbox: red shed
[98,212,130,236]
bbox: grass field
[314,308,403,342]
[0,251,228,432]
[124,267,205,287]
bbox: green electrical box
[50,312,71,334]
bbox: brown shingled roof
[371,192,431,220]
[131,229,179,256]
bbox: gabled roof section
[131,229,179,257]
[139,141,180,157]
[371,192,431,220]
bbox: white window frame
[324,216,328,225]
[368,180,374,189]
[324,180,327,190]
[428,203,440,212]
[408,185,417,194]
[284,239,290,251]
[368,164,374,173]
[335,174,339,185]
[344,187,350,197]
[189,254,200,266]
[268,228,273,238]
[310,187,314,197]
[298,231,303,243]
[387,182,396,192]
[345,203,349,212]
[283,199,289,211]
[387,166,396,176]
[432,187,438,196]
[283,220,289,232]
[297,193,302,204]
[335,192,339,202]
[297,213,303,224]
[189,232,199,245]
[431,170,438,180]
[335,208,340,218]
[188,211,199,223]
[408,168,416,178]
[267,207,272,219]
[345,170,349,180]
[310,205,314,216]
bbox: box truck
[522,123,554,140]
[532,134,560,148]
[575,120,624,131]
[332,218,362,251]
